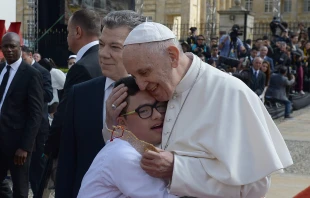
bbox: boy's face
[117,91,167,145]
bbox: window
[264,0,273,12]
[304,0,310,12]
[283,0,291,12]
[245,0,253,11]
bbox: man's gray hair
[139,38,183,56]
[254,56,263,62]
[70,9,101,37]
[260,46,268,51]
[102,10,146,31]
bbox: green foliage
[58,68,69,73]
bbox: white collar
[6,57,22,71]
[31,59,35,65]
[105,77,115,91]
[76,40,99,62]
[175,53,201,94]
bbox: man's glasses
[121,101,167,119]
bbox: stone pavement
[266,106,310,198]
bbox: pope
[105,22,293,198]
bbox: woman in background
[39,58,66,106]
[260,61,271,103]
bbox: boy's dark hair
[114,76,140,117]
[279,65,287,74]
[21,45,32,54]
[211,44,218,49]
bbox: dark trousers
[274,98,292,117]
[29,145,47,197]
[0,150,32,198]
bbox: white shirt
[78,139,178,198]
[162,54,292,197]
[31,59,35,65]
[102,77,115,141]
[48,68,66,105]
[0,57,22,112]
[76,41,99,62]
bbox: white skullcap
[68,55,77,59]
[124,22,176,46]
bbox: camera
[270,17,286,37]
[229,24,242,43]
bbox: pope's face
[123,45,176,102]
[118,91,166,145]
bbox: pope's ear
[167,45,180,68]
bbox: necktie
[0,65,11,102]
[255,71,258,78]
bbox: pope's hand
[105,84,128,129]
[140,149,174,179]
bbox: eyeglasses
[121,101,167,119]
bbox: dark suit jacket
[249,69,266,96]
[266,73,295,101]
[0,61,44,155]
[32,62,53,150]
[55,76,106,198]
[44,44,102,155]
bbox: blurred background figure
[38,58,66,107]
[187,27,197,46]
[33,52,42,62]
[68,55,77,69]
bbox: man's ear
[76,26,82,38]
[116,117,127,127]
[167,46,180,68]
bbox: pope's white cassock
[161,53,293,198]
[77,138,178,198]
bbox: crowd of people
[0,9,294,198]
[181,23,310,118]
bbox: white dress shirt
[161,54,292,197]
[48,68,66,105]
[78,139,178,198]
[0,57,22,112]
[102,77,115,141]
[75,41,99,62]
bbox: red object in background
[0,20,23,60]
[294,186,310,198]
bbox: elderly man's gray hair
[102,10,146,31]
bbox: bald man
[0,32,44,197]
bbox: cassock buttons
[170,105,174,109]
[166,118,171,122]
[172,95,177,99]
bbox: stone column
[155,0,166,23]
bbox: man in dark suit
[266,66,295,118]
[21,45,53,197]
[55,10,145,198]
[44,9,102,157]
[259,46,275,72]
[0,32,44,197]
[249,57,266,96]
